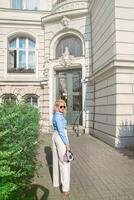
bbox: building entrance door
[56,69,82,125]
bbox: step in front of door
[67,125,85,135]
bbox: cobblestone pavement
[30,134,134,200]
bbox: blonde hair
[53,99,67,115]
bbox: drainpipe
[89,12,95,135]
[92,79,95,135]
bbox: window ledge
[8,68,35,73]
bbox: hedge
[0,102,40,200]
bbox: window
[8,37,36,73]
[27,0,38,10]
[11,0,22,9]
[11,0,38,10]
[56,35,82,58]
[24,95,38,106]
[2,94,17,103]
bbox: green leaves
[0,102,40,199]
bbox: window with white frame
[24,95,38,106]
[2,94,17,103]
[8,37,36,73]
[56,35,83,58]
[11,0,38,10]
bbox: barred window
[2,94,17,103]
[24,95,38,106]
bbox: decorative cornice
[41,8,88,24]
[0,19,41,25]
[53,0,88,13]
[89,59,134,81]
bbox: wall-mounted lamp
[81,77,88,84]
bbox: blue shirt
[52,111,69,145]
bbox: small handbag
[63,150,74,162]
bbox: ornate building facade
[0,0,134,148]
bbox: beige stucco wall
[88,0,134,148]
[115,67,134,148]
[91,0,116,73]
[115,0,134,62]
[89,68,117,147]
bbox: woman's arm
[55,115,69,146]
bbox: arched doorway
[54,35,83,125]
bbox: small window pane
[25,96,38,106]
[73,73,82,92]
[27,0,38,10]
[28,51,35,68]
[19,38,26,48]
[28,39,35,48]
[19,51,26,68]
[10,39,16,48]
[32,97,38,105]
[73,96,80,111]
[3,95,17,103]
[11,0,22,9]
[26,97,31,104]
[9,50,17,69]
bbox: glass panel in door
[56,69,82,125]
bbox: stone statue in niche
[63,47,70,60]
[59,47,74,67]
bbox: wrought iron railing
[73,111,82,136]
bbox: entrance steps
[68,125,85,136]
[67,125,75,135]
[41,125,85,136]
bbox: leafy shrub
[0,102,40,200]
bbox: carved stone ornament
[61,16,70,28]
[13,88,22,96]
[43,58,50,78]
[0,88,3,96]
[59,47,74,67]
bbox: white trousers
[52,131,70,192]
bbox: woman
[52,99,71,196]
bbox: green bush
[0,102,40,200]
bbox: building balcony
[53,0,88,13]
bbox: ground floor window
[2,94,17,103]
[23,95,38,106]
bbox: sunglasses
[60,105,66,109]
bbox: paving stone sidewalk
[29,134,134,200]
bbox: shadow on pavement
[118,148,134,159]
[24,184,49,200]
[44,146,53,182]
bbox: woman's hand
[66,144,70,151]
